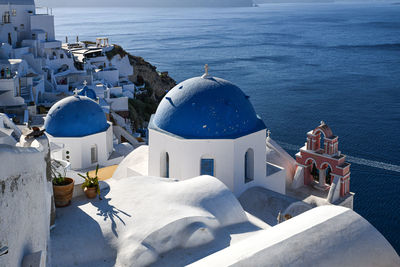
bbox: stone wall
[0,136,52,266]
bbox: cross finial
[267,129,271,138]
[73,88,80,95]
[83,80,87,86]
[202,64,210,79]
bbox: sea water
[53,2,400,252]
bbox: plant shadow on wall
[91,184,132,238]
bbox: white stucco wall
[110,54,133,77]
[95,69,119,85]
[0,136,52,267]
[47,123,113,170]
[0,4,35,42]
[148,129,284,197]
[107,96,128,112]
[0,23,18,47]
[0,76,25,107]
[30,15,55,41]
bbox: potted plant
[78,165,101,199]
[51,160,74,207]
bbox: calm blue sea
[53,2,400,252]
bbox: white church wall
[47,123,113,170]
[52,137,83,170]
[148,129,285,197]
[233,129,267,197]
[0,136,51,267]
[148,129,236,190]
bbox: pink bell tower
[296,121,351,197]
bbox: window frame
[91,145,98,164]
[200,158,215,177]
[244,148,254,183]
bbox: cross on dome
[83,80,88,86]
[202,64,211,79]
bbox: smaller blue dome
[78,86,97,100]
[45,96,109,138]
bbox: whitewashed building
[145,72,286,196]
[44,95,116,170]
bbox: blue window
[201,159,214,176]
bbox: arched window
[325,166,332,185]
[91,145,98,164]
[200,158,214,176]
[311,163,319,182]
[244,149,254,183]
[160,152,169,178]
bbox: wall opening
[91,145,98,164]
[200,158,214,176]
[244,148,254,183]
[325,166,332,185]
[63,149,70,162]
[8,33,11,45]
[311,163,319,183]
[160,152,169,178]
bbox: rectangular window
[91,146,98,164]
[201,159,214,176]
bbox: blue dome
[78,86,97,100]
[45,96,109,138]
[151,76,266,139]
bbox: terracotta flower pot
[53,178,74,207]
[84,187,97,199]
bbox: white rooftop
[50,175,400,266]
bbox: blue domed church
[44,95,114,170]
[148,71,286,196]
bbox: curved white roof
[191,205,400,267]
[0,0,34,5]
[50,175,251,266]
[50,174,399,266]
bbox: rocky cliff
[106,44,176,99]
[105,45,176,130]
